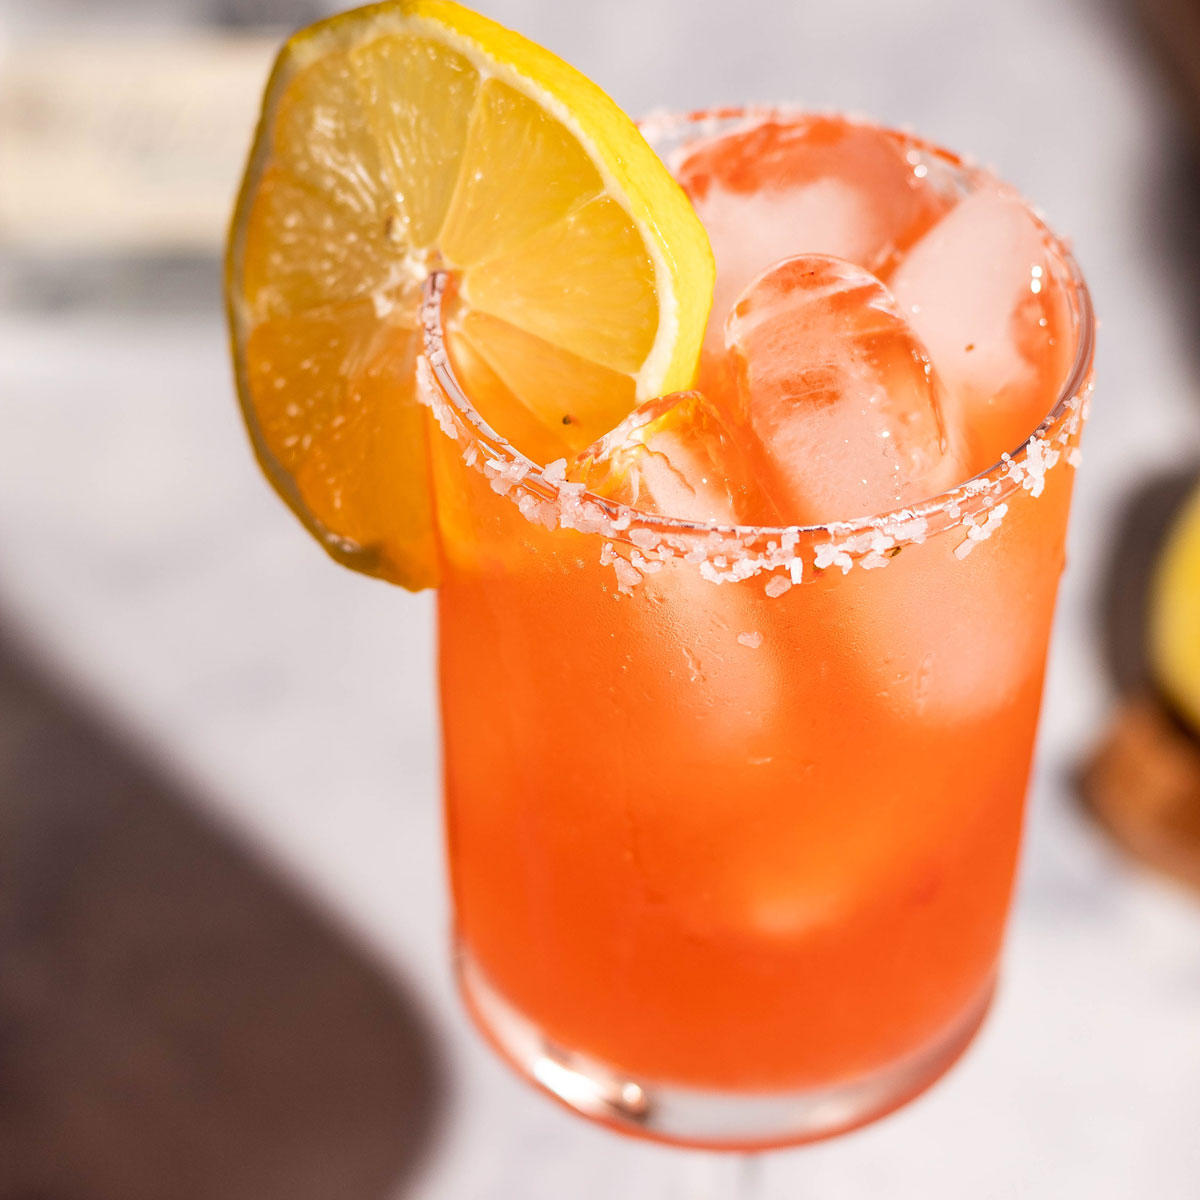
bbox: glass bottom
[457,946,994,1150]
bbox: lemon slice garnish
[227,0,714,587]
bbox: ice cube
[726,254,968,526]
[677,116,956,365]
[886,185,1077,473]
[570,395,783,765]
[570,390,779,525]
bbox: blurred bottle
[0,0,325,258]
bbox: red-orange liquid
[433,400,1082,1093]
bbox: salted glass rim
[419,105,1096,551]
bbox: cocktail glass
[420,108,1095,1152]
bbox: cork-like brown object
[1083,695,1200,893]
[1141,0,1200,126]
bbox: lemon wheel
[227,0,714,587]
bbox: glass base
[457,947,994,1150]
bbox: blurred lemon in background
[1151,480,1200,734]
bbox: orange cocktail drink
[427,110,1094,1148]
[224,0,1094,1149]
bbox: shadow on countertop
[1098,466,1200,697]
[0,621,446,1200]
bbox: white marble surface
[3,0,1200,1194]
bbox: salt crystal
[1020,438,1059,498]
[416,356,459,440]
[885,515,928,544]
[612,557,642,593]
[953,501,1008,558]
[737,631,764,649]
[574,502,609,533]
[765,574,791,598]
[813,543,854,573]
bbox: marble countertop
[2,0,1199,1195]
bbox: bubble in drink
[725,254,967,526]
[570,389,779,525]
[887,185,1077,473]
[677,116,956,368]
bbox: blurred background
[1,0,1199,1196]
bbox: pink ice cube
[886,185,1077,473]
[570,392,783,753]
[677,116,957,367]
[726,254,968,526]
[570,390,779,525]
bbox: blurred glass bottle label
[0,34,279,254]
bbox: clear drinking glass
[420,109,1096,1151]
